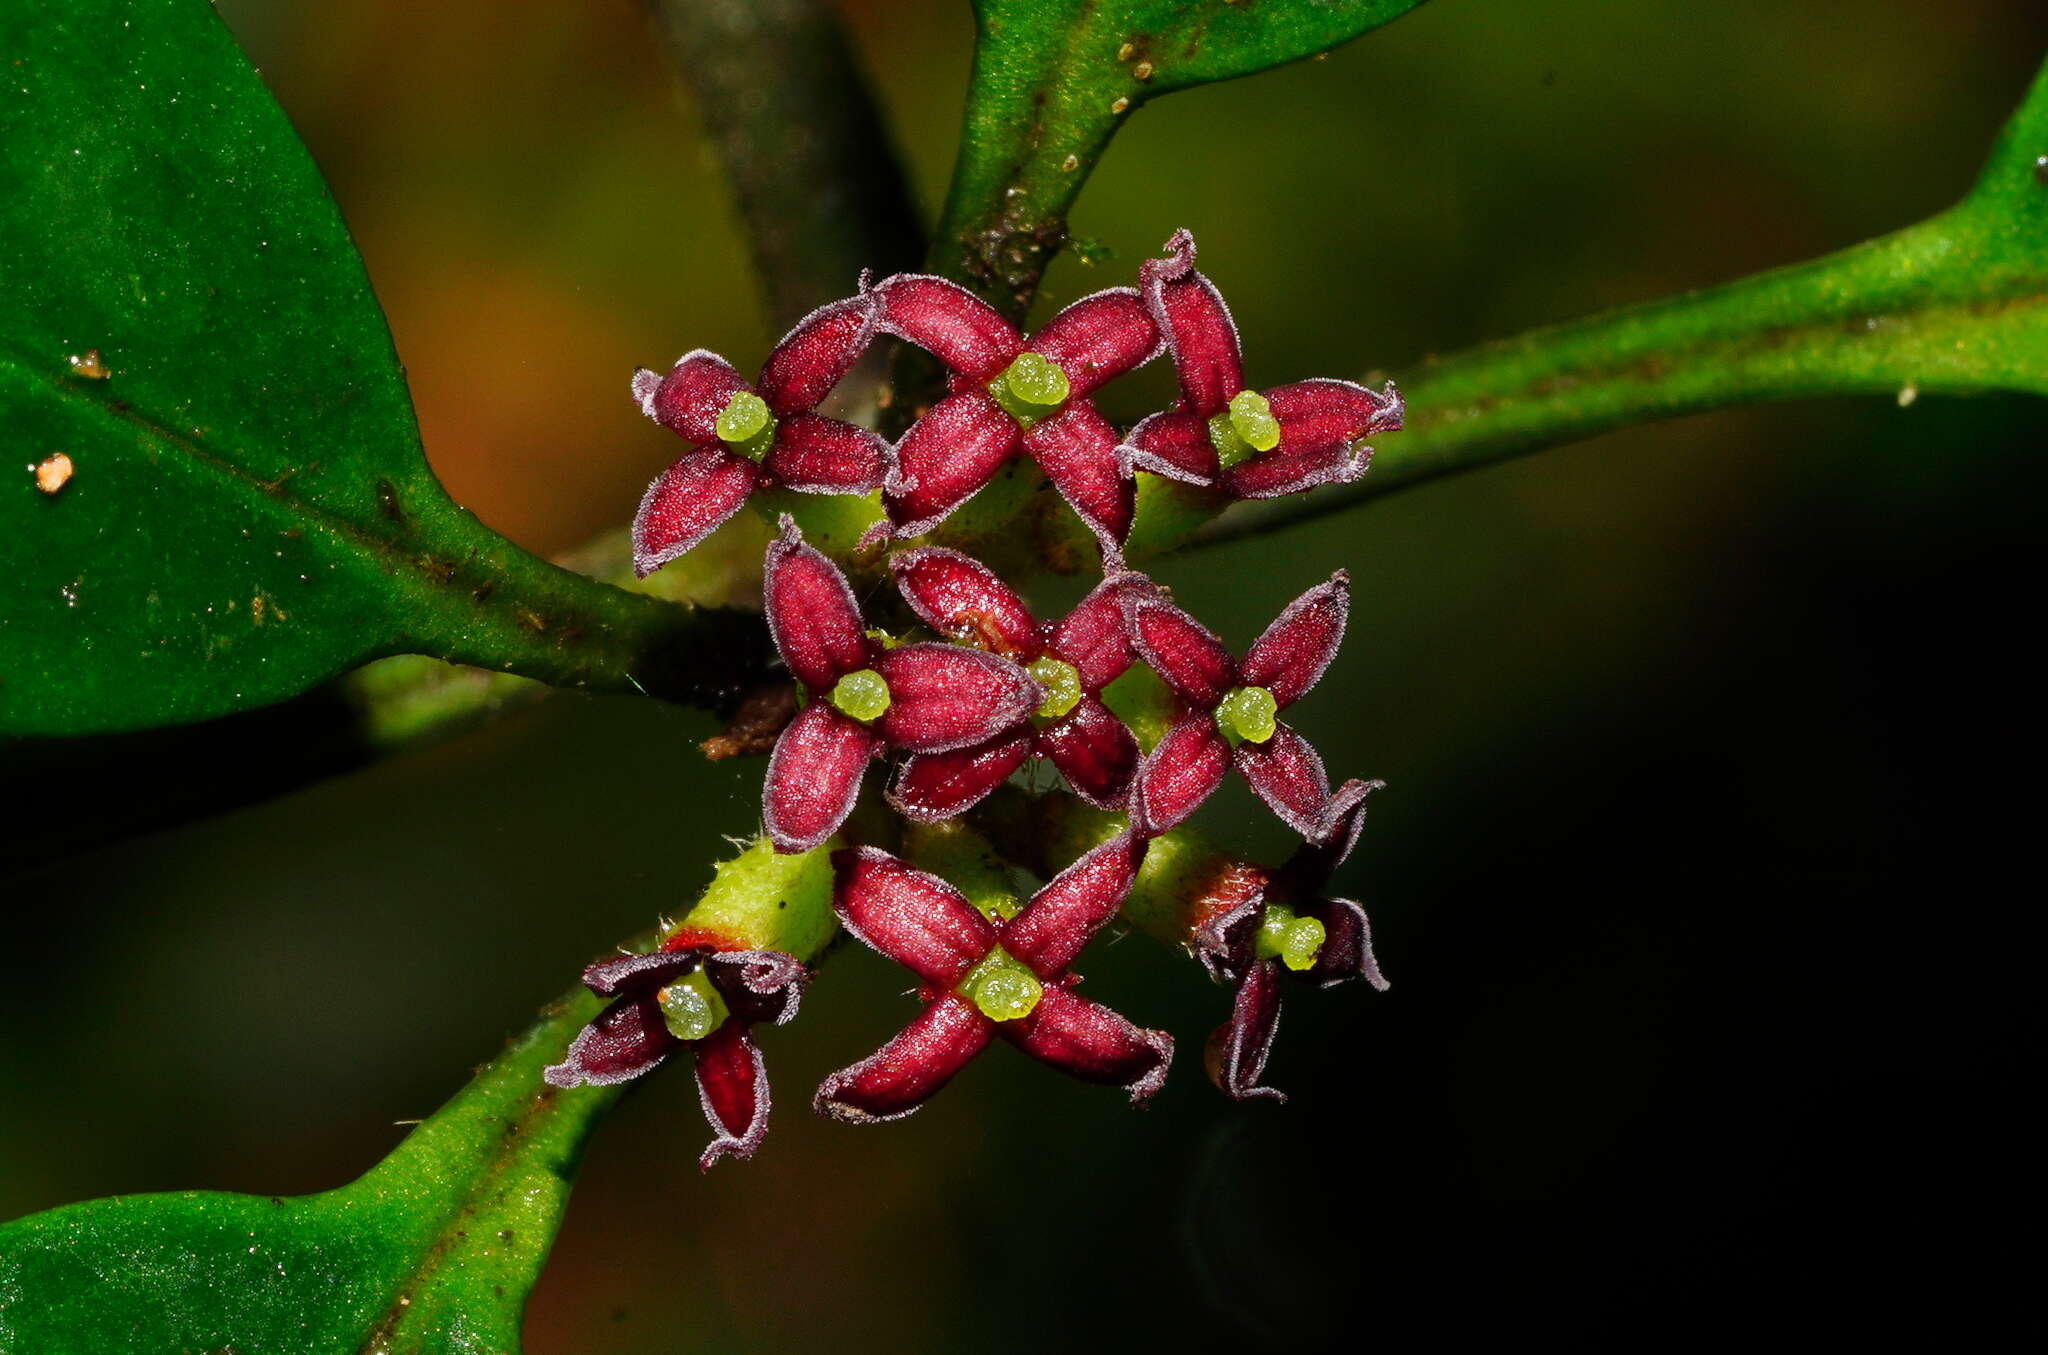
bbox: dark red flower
[1126,572,1349,836]
[1121,230,1403,499]
[1195,779,1389,1102]
[814,831,1171,1122]
[872,273,1162,550]
[631,293,888,575]
[762,519,1041,853]
[888,547,1144,818]
[544,941,807,1168]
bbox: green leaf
[0,0,763,736]
[934,0,1431,318]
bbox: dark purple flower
[1196,780,1389,1102]
[544,937,807,1168]
[762,519,1040,852]
[1126,572,1349,836]
[814,832,1171,1122]
[888,547,1144,818]
[631,293,888,575]
[871,273,1162,551]
[1121,230,1403,499]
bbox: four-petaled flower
[815,831,1171,1122]
[631,293,888,576]
[1126,571,1350,836]
[544,939,807,1168]
[889,546,1144,818]
[762,518,1041,853]
[872,273,1162,551]
[1121,229,1404,499]
[1192,779,1390,1102]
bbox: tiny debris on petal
[32,453,74,495]
[67,349,109,379]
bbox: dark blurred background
[5,0,2044,1348]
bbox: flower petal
[1118,409,1219,486]
[1024,399,1133,549]
[890,547,1039,658]
[763,517,871,691]
[1266,377,1404,448]
[1303,896,1390,992]
[763,704,877,853]
[1000,985,1172,1102]
[872,643,1039,753]
[542,990,676,1088]
[757,293,878,415]
[1283,776,1382,891]
[1222,441,1372,500]
[1190,880,1268,982]
[631,447,758,577]
[832,845,997,985]
[763,413,889,494]
[1203,959,1286,1103]
[1140,229,1243,416]
[694,1020,771,1169]
[703,948,809,1026]
[1125,594,1235,708]
[1028,286,1161,396]
[579,950,696,998]
[1003,831,1145,977]
[1234,722,1331,836]
[871,273,1020,383]
[813,993,994,1124]
[886,389,1020,536]
[1133,714,1232,834]
[636,350,752,442]
[1047,572,1140,691]
[1039,695,1139,809]
[891,731,1035,822]
[1239,572,1348,709]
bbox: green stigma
[1206,389,1279,467]
[1215,685,1278,744]
[828,668,892,723]
[989,352,1071,426]
[715,390,777,460]
[657,969,730,1042]
[1254,903,1327,973]
[959,947,1043,1021]
[1028,655,1083,720]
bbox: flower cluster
[555,231,1400,1166]
[629,231,1402,569]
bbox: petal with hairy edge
[1283,776,1382,892]
[1239,572,1348,709]
[543,990,676,1088]
[1140,230,1242,416]
[1039,695,1139,810]
[890,547,1039,658]
[1134,714,1232,834]
[891,731,1035,823]
[1118,409,1219,486]
[1003,831,1145,977]
[578,949,697,998]
[1222,440,1371,500]
[1125,595,1235,708]
[832,846,998,984]
[813,993,994,1124]
[694,1020,771,1169]
[763,704,877,853]
[1304,897,1390,992]
[886,389,1020,536]
[1204,959,1286,1103]
[1191,882,1268,983]
[703,949,809,1026]
[872,643,1039,754]
[1001,985,1172,1101]
[1048,574,1139,691]
[763,518,871,691]
[871,274,1020,382]
[638,350,752,442]
[1266,377,1403,449]
[1234,723,1331,837]
[632,447,758,577]
[1029,287,1161,395]
[1024,400,1133,548]
[763,413,888,494]
[757,293,878,415]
